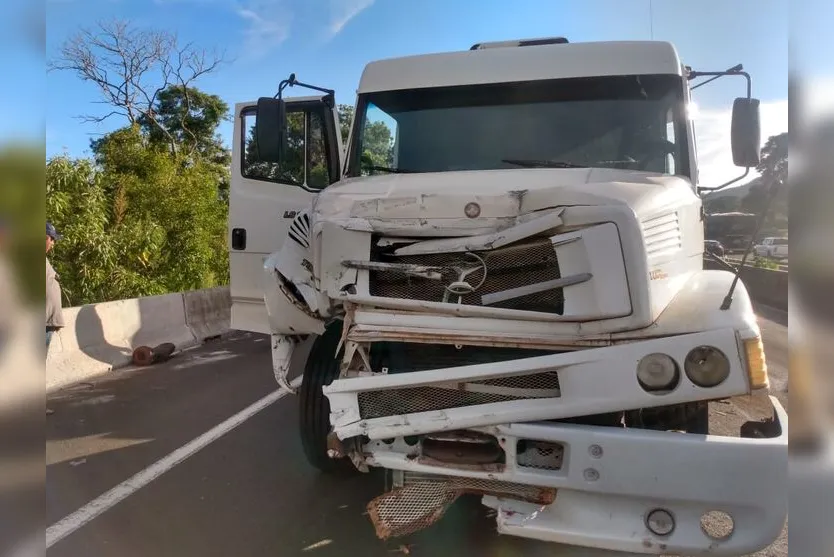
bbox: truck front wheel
[298,321,358,475]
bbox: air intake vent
[641,211,682,261]
[287,211,311,249]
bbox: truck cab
[229,38,787,555]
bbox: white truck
[228,38,787,555]
[754,236,789,260]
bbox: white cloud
[237,0,292,55]
[693,99,788,188]
[231,0,374,56]
[328,0,374,35]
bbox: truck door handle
[231,228,247,250]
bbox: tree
[46,127,229,306]
[740,132,789,232]
[756,132,788,188]
[49,19,225,156]
[138,85,231,166]
[338,103,394,170]
[338,104,354,145]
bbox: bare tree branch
[49,18,225,156]
[77,110,126,124]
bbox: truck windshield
[347,74,690,178]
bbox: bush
[46,126,229,307]
[752,256,779,270]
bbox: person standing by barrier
[46,222,64,350]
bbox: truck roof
[358,40,684,94]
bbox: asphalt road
[45,306,789,557]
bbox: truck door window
[241,108,329,189]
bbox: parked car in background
[704,240,725,258]
[755,237,789,260]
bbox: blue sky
[28,0,816,183]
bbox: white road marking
[46,375,303,549]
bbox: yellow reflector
[743,337,769,390]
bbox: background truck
[228,37,787,555]
[704,211,758,253]
[754,236,789,259]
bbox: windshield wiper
[502,158,587,169]
[363,165,418,174]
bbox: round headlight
[685,346,730,387]
[636,353,679,392]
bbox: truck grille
[369,237,563,314]
[357,370,561,420]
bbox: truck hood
[314,168,695,229]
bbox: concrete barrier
[184,286,232,342]
[704,259,788,311]
[47,286,231,392]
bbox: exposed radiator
[369,236,564,314]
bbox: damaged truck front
[228,38,787,555]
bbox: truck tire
[298,321,357,475]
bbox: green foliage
[337,103,394,171]
[338,104,354,145]
[361,120,394,169]
[243,110,331,188]
[47,126,228,306]
[752,256,779,270]
[756,132,788,187]
[742,132,789,231]
[138,85,231,166]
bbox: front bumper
[324,327,753,441]
[367,395,788,556]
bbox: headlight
[637,353,679,392]
[684,346,730,387]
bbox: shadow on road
[74,304,132,370]
[45,331,273,523]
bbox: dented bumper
[323,327,755,441]
[365,396,787,555]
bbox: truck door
[229,96,343,334]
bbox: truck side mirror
[731,97,761,168]
[255,97,287,163]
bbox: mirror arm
[688,66,752,98]
[275,73,335,100]
[699,167,750,194]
